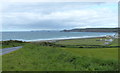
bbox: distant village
[102,33,119,45]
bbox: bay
[1,31,116,41]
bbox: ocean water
[1,31,116,41]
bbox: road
[0,46,23,55]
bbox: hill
[61,28,120,32]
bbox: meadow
[2,37,119,71]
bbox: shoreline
[29,36,108,42]
[1,35,113,42]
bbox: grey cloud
[2,2,118,31]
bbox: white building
[104,42,109,45]
[105,39,113,42]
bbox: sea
[1,31,116,41]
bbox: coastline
[29,36,108,42]
[2,31,116,42]
[1,35,114,43]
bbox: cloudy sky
[1,2,118,31]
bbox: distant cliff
[61,28,120,32]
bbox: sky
[1,2,118,31]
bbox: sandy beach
[30,36,109,43]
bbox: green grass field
[55,38,105,45]
[2,38,119,71]
[55,37,119,46]
[61,48,118,60]
[54,38,119,61]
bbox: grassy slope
[2,44,118,71]
[2,38,119,71]
[61,48,118,61]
